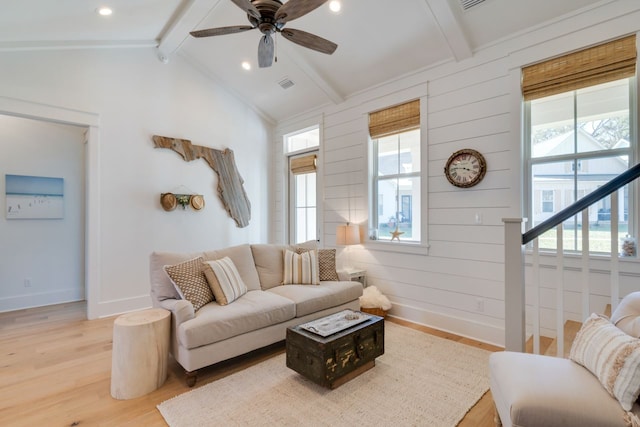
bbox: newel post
[503,218,526,352]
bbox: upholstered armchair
[490,292,640,427]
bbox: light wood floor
[0,302,502,426]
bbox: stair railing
[504,162,640,352]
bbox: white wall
[0,47,272,316]
[0,116,85,311]
[274,2,640,346]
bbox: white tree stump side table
[110,308,170,400]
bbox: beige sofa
[149,243,363,386]
[490,292,640,427]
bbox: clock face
[444,149,486,188]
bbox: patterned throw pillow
[318,249,339,281]
[202,257,248,306]
[164,256,213,311]
[569,313,640,411]
[283,249,319,285]
[295,248,339,281]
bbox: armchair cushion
[612,291,640,338]
[490,351,635,427]
[569,313,640,411]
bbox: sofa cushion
[150,251,202,301]
[164,256,213,312]
[490,351,635,427]
[283,249,319,285]
[569,313,640,411]
[202,257,248,305]
[267,281,363,317]
[177,290,295,349]
[203,244,261,291]
[251,244,289,290]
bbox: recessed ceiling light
[241,61,251,71]
[329,1,341,13]
[97,7,113,16]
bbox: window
[541,190,554,213]
[286,127,319,245]
[369,100,421,243]
[524,35,636,253]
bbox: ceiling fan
[190,0,338,68]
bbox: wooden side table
[110,308,170,400]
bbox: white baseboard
[94,294,153,319]
[0,291,153,319]
[0,288,84,313]
[390,303,505,348]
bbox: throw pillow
[164,256,213,311]
[318,249,339,281]
[569,313,640,411]
[295,247,339,281]
[202,257,248,305]
[283,249,320,285]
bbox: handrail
[522,162,640,245]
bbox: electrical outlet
[24,278,32,287]
[475,298,484,312]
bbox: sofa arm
[158,298,194,326]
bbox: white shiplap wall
[272,2,640,346]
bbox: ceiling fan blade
[275,0,327,24]
[280,28,337,55]
[258,34,275,68]
[230,0,261,20]
[190,25,255,38]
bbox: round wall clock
[444,148,487,188]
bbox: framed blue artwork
[5,174,64,219]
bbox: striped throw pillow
[569,313,640,411]
[202,257,248,305]
[283,249,319,285]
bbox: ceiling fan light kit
[190,0,338,68]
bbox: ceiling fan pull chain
[275,33,278,63]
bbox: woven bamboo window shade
[522,35,636,101]
[290,154,317,174]
[369,100,420,139]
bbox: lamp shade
[336,224,360,245]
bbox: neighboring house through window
[523,35,636,253]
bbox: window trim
[284,124,322,246]
[288,160,317,244]
[524,78,636,254]
[365,96,429,255]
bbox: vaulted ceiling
[0,0,604,122]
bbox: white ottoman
[110,308,170,400]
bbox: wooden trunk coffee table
[286,310,384,389]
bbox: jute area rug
[158,322,491,427]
